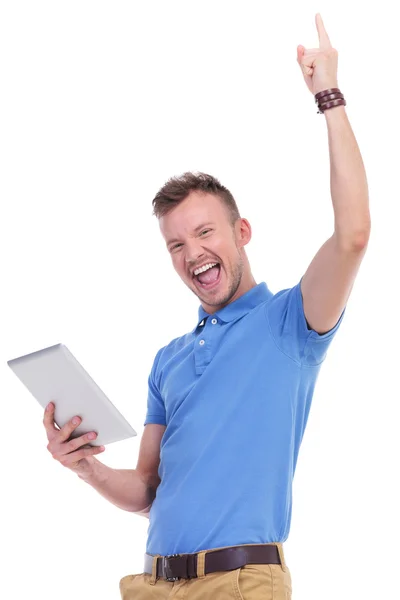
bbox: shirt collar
[192,282,273,331]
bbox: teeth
[194,262,218,276]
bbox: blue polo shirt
[144,277,345,556]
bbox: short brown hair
[152,171,240,226]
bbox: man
[43,14,370,600]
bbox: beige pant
[119,543,292,600]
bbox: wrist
[76,457,104,483]
[315,87,346,116]
[323,103,347,121]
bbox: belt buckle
[163,554,180,582]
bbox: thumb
[297,45,313,76]
[297,45,305,62]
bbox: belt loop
[196,551,206,579]
[276,543,287,572]
[149,554,160,585]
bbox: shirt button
[199,339,205,346]
[211,318,217,325]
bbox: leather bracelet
[315,87,341,100]
[315,87,346,114]
[317,98,347,113]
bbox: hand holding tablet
[43,401,106,474]
[7,343,137,448]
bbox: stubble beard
[194,254,244,308]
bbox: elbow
[132,478,159,517]
[133,502,153,519]
[336,226,371,252]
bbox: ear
[235,218,252,248]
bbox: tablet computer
[7,343,137,446]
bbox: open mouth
[193,263,221,290]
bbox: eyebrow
[166,222,214,246]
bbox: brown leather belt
[144,544,281,581]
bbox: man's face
[159,191,249,312]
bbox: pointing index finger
[316,13,332,50]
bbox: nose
[184,239,206,266]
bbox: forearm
[324,105,371,247]
[77,457,155,514]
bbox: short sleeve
[144,347,167,426]
[266,277,346,366]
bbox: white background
[1,1,399,599]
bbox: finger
[302,65,314,76]
[297,48,317,76]
[297,53,319,67]
[297,46,318,64]
[65,431,99,454]
[60,445,105,466]
[316,13,332,50]
[43,402,59,441]
[302,48,320,57]
[57,414,83,443]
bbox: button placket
[194,317,211,372]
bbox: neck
[200,268,257,315]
